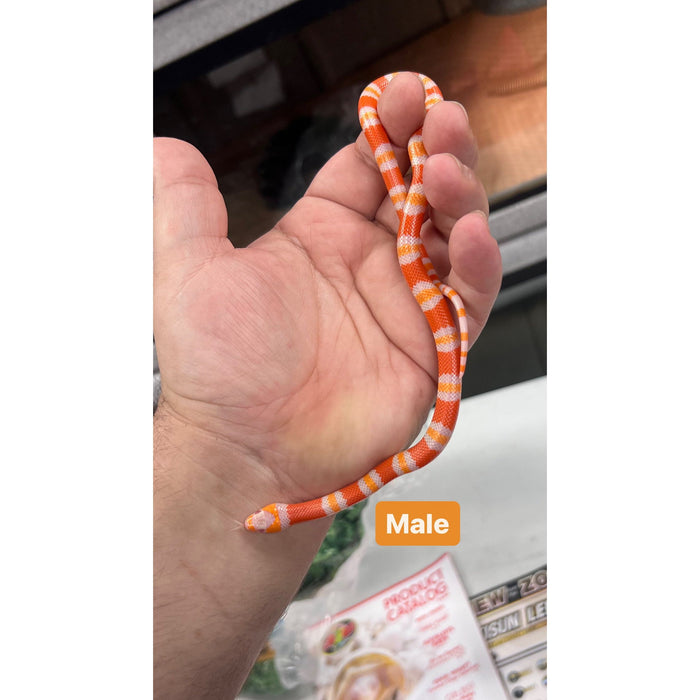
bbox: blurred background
[153,0,547,405]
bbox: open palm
[154,73,501,507]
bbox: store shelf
[155,0,301,69]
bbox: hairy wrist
[154,398,331,698]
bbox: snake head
[244,505,282,533]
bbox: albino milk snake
[245,73,468,533]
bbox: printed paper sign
[472,566,548,699]
[305,553,508,699]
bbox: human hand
[154,71,503,697]
[154,72,502,520]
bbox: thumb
[153,137,230,275]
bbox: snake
[244,73,469,533]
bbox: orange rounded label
[375,501,460,546]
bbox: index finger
[304,73,426,222]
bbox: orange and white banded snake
[244,73,468,533]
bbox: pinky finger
[445,211,502,347]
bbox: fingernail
[449,100,470,123]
